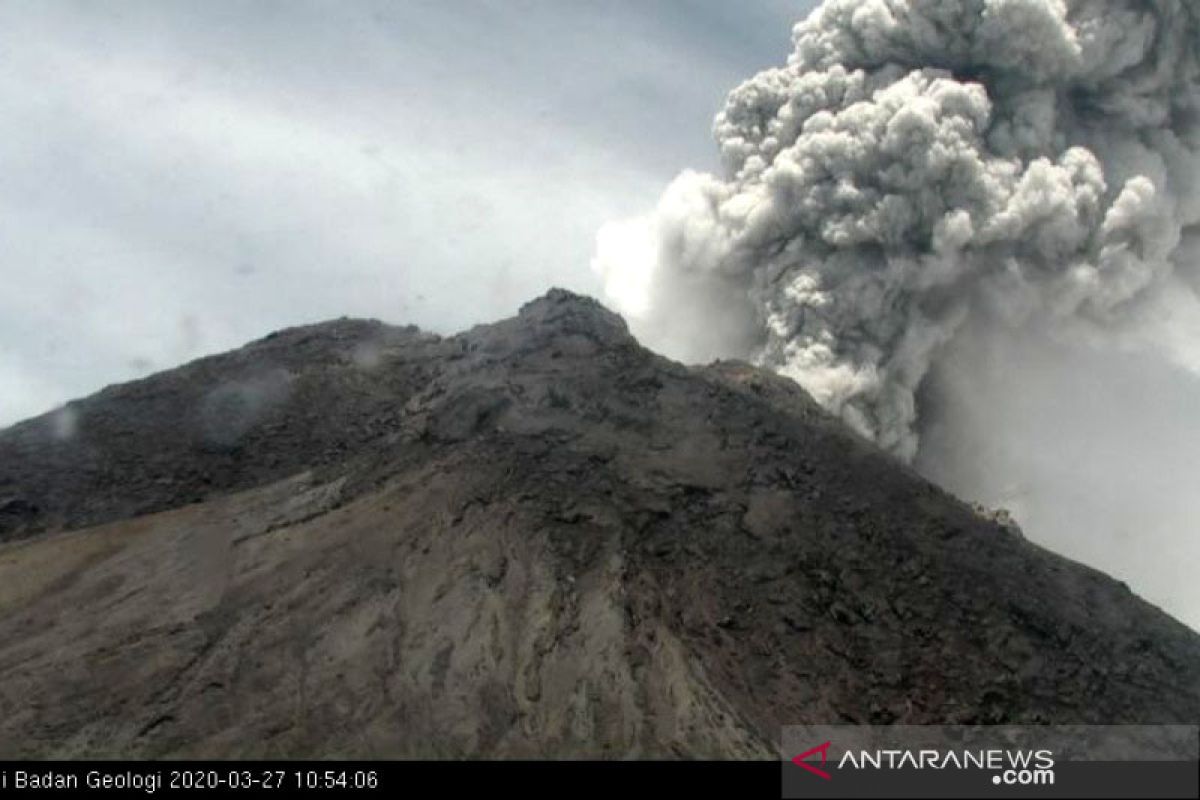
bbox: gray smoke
[593,0,1200,627]
[595,0,1200,460]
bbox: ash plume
[594,0,1200,461]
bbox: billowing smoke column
[595,0,1200,461]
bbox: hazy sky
[0,0,818,426]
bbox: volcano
[0,290,1196,758]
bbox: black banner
[0,762,777,798]
[1,758,1195,799]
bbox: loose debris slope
[0,290,1196,757]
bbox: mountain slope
[0,290,1197,758]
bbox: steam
[196,369,293,448]
[595,0,1200,460]
[594,0,1200,626]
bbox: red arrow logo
[791,741,832,780]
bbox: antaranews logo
[781,725,1199,799]
[789,740,1055,786]
[791,741,832,780]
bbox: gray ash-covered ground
[0,290,1196,757]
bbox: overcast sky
[0,0,818,426]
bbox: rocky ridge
[0,290,1196,758]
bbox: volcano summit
[0,290,1196,758]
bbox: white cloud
[0,0,808,426]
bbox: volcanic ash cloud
[593,0,1200,461]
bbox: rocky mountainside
[0,289,1197,758]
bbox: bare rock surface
[0,289,1197,757]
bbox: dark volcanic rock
[0,317,444,541]
[0,289,1197,758]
